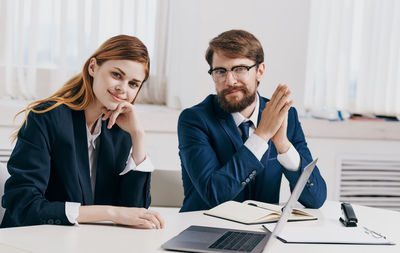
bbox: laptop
[162,158,319,253]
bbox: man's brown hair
[205,29,264,69]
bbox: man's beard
[217,86,256,113]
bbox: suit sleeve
[178,109,264,208]
[118,170,151,208]
[2,112,72,227]
[282,108,327,208]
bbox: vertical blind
[0,0,168,104]
[304,0,400,116]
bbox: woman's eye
[129,82,139,88]
[112,72,121,79]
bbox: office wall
[167,0,311,111]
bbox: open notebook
[204,200,317,225]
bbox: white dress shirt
[231,94,301,171]
[65,118,155,224]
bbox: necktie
[239,121,252,143]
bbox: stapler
[339,202,358,227]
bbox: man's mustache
[220,86,248,96]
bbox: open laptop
[162,158,319,253]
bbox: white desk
[0,201,399,253]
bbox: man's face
[211,52,264,113]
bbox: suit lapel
[213,96,243,151]
[72,110,94,205]
[257,93,267,125]
[94,122,117,204]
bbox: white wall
[167,0,311,111]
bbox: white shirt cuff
[65,202,81,224]
[277,144,301,171]
[244,134,269,161]
[119,154,155,175]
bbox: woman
[1,35,164,229]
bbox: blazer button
[309,183,314,187]
[241,181,246,186]
[47,219,54,224]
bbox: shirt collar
[86,117,102,149]
[231,94,260,127]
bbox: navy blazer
[178,95,327,212]
[1,104,151,228]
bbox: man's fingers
[275,89,291,112]
[269,84,282,102]
[270,84,289,110]
[281,100,293,114]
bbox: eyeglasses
[208,63,258,83]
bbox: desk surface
[0,201,399,253]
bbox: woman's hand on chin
[101,102,143,136]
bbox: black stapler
[339,202,358,227]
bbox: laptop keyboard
[208,231,265,252]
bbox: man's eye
[112,72,121,79]
[234,66,247,73]
[214,69,226,75]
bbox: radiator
[0,148,12,164]
[337,155,400,212]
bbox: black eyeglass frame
[208,63,258,75]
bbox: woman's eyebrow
[113,67,142,84]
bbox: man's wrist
[253,129,272,142]
[274,139,291,154]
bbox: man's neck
[239,97,258,119]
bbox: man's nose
[225,71,237,86]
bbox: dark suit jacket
[178,95,327,212]
[1,104,151,228]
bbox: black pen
[247,202,278,212]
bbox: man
[178,30,326,212]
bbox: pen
[247,202,279,212]
[362,226,387,239]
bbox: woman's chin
[103,102,118,111]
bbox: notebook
[204,200,317,225]
[161,159,318,253]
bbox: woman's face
[88,58,146,110]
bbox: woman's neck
[85,101,103,134]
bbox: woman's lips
[108,90,125,102]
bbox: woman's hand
[78,206,165,229]
[101,102,146,165]
[101,102,143,136]
[109,207,165,229]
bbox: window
[0,0,168,104]
[304,0,400,116]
